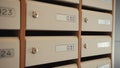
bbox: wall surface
[115,0,120,68]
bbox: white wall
[115,0,120,41]
[114,0,120,68]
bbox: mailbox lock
[31,47,38,54]
[84,17,88,23]
[83,43,87,49]
[32,11,38,18]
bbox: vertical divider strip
[20,0,26,68]
[78,0,82,68]
[112,0,115,68]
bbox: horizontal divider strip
[81,31,112,35]
[0,30,20,36]
[26,31,78,36]
[81,54,111,62]
[26,59,77,68]
[31,0,78,8]
[82,6,112,13]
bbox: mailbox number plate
[0,7,15,17]
[0,49,14,58]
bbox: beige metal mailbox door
[26,36,78,67]
[0,37,19,68]
[27,1,78,31]
[81,36,112,57]
[81,58,111,68]
[82,10,112,32]
[0,0,20,29]
[82,0,112,10]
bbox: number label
[0,49,14,58]
[56,14,76,23]
[0,7,15,17]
